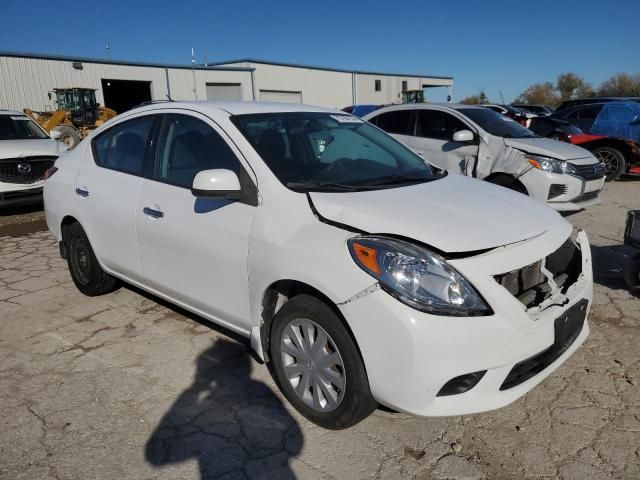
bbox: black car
[512,104,554,116]
[624,210,640,292]
[555,96,640,112]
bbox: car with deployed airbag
[44,101,592,429]
[365,104,605,211]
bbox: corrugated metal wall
[0,56,253,112]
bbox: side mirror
[452,129,474,143]
[191,169,242,199]
[49,130,62,140]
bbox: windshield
[231,112,440,191]
[0,115,49,140]
[459,108,537,138]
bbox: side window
[375,79,381,92]
[155,114,241,189]
[416,110,468,140]
[578,107,601,121]
[93,115,155,175]
[600,105,635,122]
[372,110,414,135]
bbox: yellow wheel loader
[24,88,117,149]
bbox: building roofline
[207,58,453,80]
[0,50,255,72]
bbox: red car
[528,116,640,181]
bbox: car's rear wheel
[592,146,626,182]
[270,294,376,429]
[65,222,119,296]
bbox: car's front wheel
[270,294,376,429]
[65,222,119,296]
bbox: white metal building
[0,51,453,113]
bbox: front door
[135,111,257,332]
[410,109,479,175]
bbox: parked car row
[43,100,594,429]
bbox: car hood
[0,139,66,159]
[309,174,568,253]
[503,137,591,160]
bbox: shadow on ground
[145,338,303,479]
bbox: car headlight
[347,236,492,316]
[526,154,577,175]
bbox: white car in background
[0,110,67,208]
[364,104,605,211]
[44,101,592,429]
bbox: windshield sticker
[330,114,363,124]
[10,116,29,121]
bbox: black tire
[624,253,640,293]
[65,222,118,296]
[270,294,376,429]
[486,175,528,195]
[52,125,82,150]
[592,146,626,182]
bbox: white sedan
[44,101,592,429]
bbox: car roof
[128,100,336,117]
[0,109,25,116]
[369,103,483,112]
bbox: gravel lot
[1,180,639,480]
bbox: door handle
[143,207,164,219]
[75,188,90,197]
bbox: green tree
[598,73,640,96]
[460,90,488,105]
[513,82,560,106]
[557,73,594,100]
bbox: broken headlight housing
[527,154,577,175]
[347,236,492,316]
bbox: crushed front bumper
[339,229,592,416]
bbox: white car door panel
[135,112,257,331]
[74,114,156,279]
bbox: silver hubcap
[280,318,345,412]
[595,150,618,176]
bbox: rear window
[369,110,414,135]
[0,115,49,140]
[92,115,155,175]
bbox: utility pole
[499,90,505,104]
[106,44,111,61]
[191,48,198,100]
[203,54,208,67]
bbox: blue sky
[1,0,638,103]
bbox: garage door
[206,83,242,101]
[259,90,303,103]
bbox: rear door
[413,109,479,174]
[135,111,258,331]
[74,113,158,279]
[368,109,416,151]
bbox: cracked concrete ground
[1,180,639,480]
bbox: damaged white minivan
[365,104,605,211]
[44,101,592,429]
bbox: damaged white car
[44,101,592,429]
[365,104,605,211]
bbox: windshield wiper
[356,174,435,187]
[286,181,360,192]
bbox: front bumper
[0,180,44,208]
[519,168,604,211]
[339,229,592,416]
